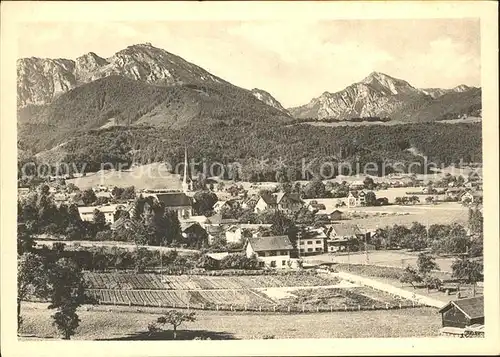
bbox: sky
[17,19,481,108]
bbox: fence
[92,298,422,314]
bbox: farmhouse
[274,192,303,213]
[327,209,343,221]
[348,180,365,190]
[298,228,327,256]
[438,296,484,329]
[78,204,128,224]
[347,190,366,208]
[325,223,364,253]
[245,235,294,268]
[146,192,193,220]
[254,192,278,212]
[254,192,303,213]
[307,201,327,213]
[181,222,208,246]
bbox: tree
[193,191,218,216]
[165,210,182,245]
[155,310,196,340]
[268,210,298,247]
[17,253,50,327]
[17,223,35,255]
[451,257,483,296]
[416,253,440,275]
[399,266,422,288]
[47,257,87,339]
[94,196,110,205]
[52,307,81,340]
[468,208,483,235]
[363,176,375,190]
[364,191,377,206]
[302,178,326,199]
[93,209,106,228]
[81,189,97,205]
[423,275,443,292]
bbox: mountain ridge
[288,72,481,122]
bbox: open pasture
[83,272,341,290]
[19,302,441,339]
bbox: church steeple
[182,146,189,193]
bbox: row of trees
[372,208,483,255]
[20,121,482,184]
[400,253,483,296]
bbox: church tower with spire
[182,146,189,193]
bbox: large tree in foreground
[47,257,88,339]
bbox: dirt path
[335,271,446,308]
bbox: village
[16,155,485,340]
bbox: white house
[254,192,278,213]
[225,225,243,244]
[77,204,128,224]
[298,228,328,256]
[347,191,366,208]
[254,192,303,213]
[245,235,294,269]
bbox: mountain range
[288,72,481,121]
[17,43,481,156]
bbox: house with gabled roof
[244,235,294,269]
[254,192,303,213]
[438,296,484,329]
[144,192,193,220]
[325,223,364,253]
[274,192,303,213]
[347,190,366,207]
[254,192,278,213]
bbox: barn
[438,296,484,328]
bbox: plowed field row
[84,272,340,290]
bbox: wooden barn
[438,296,484,329]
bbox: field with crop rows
[86,288,274,308]
[83,272,341,290]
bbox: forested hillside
[18,76,291,153]
[19,122,482,181]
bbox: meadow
[19,302,441,340]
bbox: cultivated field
[83,272,341,290]
[86,288,275,308]
[19,302,441,339]
[82,272,421,312]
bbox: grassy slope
[19,302,440,340]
